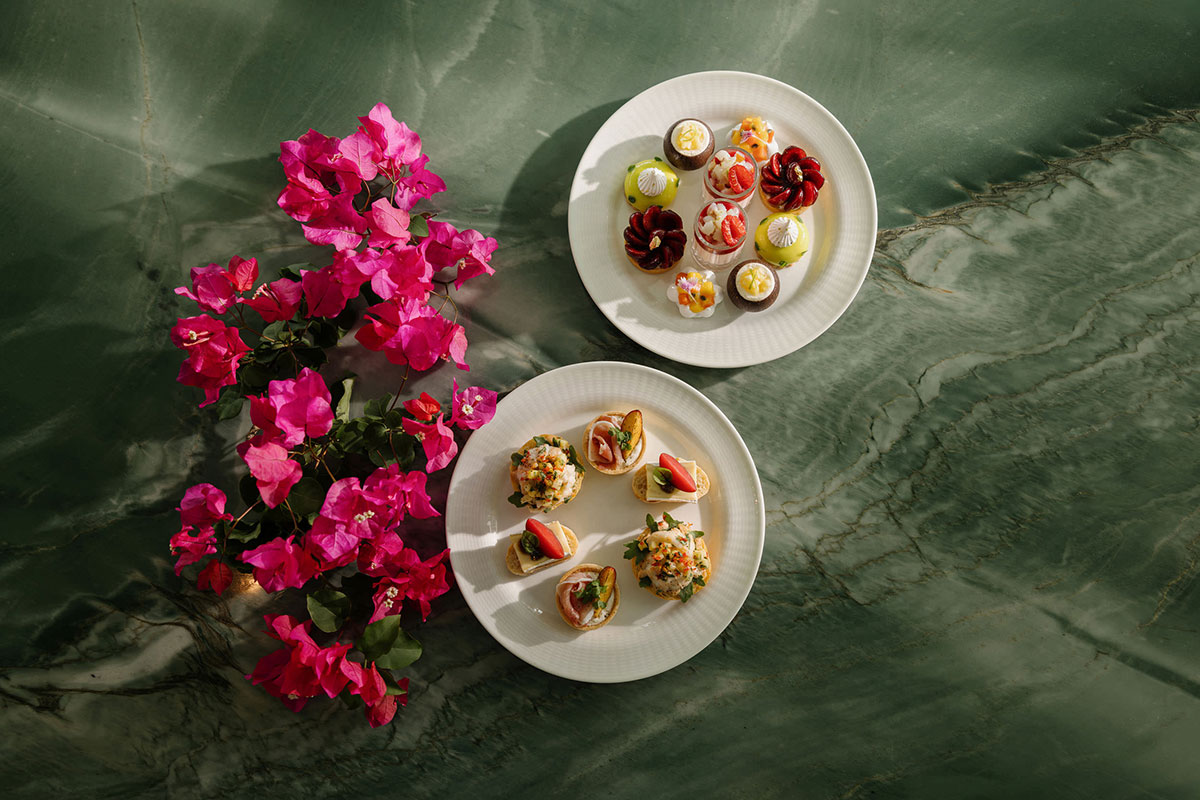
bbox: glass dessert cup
[690,201,747,271]
[700,145,758,208]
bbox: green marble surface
[2,1,1200,797]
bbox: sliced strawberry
[525,518,564,559]
[727,163,753,194]
[720,213,745,246]
[658,453,697,493]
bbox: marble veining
[2,2,1200,797]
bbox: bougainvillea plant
[168,103,498,727]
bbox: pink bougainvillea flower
[364,467,439,521]
[277,129,356,225]
[450,380,497,430]
[301,190,366,251]
[357,530,406,579]
[177,483,233,529]
[243,277,302,323]
[175,263,237,314]
[355,298,469,371]
[401,414,458,472]
[391,154,447,211]
[269,367,333,447]
[370,245,434,304]
[170,315,251,407]
[335,129,383,182]
[418,220,498,288]
[242,441,302,508]
[240,536,318,592]
[302,263,359,319]
[196,559,233,595]
[349,662,392,728]
[402,392,440,421]
[225,256,259,292]
[365,693,399,728]
[169,526,217,575]
[365,198,411,248]
[174,256,260,313]
[246,615,329,711]
[359,103,422,166]
[369,547,450,622]
[304,517,361,570]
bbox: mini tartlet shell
[555,563,621,631]
[582,411,646,475]
[508,435,585,513]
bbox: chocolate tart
[623,205,686,274]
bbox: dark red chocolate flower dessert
[623,205,686,274]
[759,146,825,212]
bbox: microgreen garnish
[623,540,647,564]
[651,467,675,492]
[519,530,542,558]
[574,579,602,605]
[614,429,633,453]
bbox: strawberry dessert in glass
[691,199,747,271]
[700,145,758,207]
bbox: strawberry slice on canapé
[525,518,565,559]
[658,453,697,493]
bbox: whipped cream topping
[736,263,775,302]
[637,167,668,197]
[767,215,800,248]
[672,120,710,156]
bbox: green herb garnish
[623,540,647,565]
[510,451,523,467]
[645,513,656,530]
[639,576,652,588]
[574,579,602,605]
[651,467,675,492]
[679,581,696,603]
[519,530,542,558]
[662,512,681,529]
[614,429,633,453]
[506,491,526,508]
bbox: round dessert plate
[445,361,765,682]
[568,71,877,367]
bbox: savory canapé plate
[568,70,876,367]
[445,361,765,682]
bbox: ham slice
[587,415,624,470]
[556,577,596,627]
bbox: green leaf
[382,671,409,697]
[261,320,288,340]
[506,491,526,508]
[293,343,327,370]
[623,540,643,561]
[225,519,262,544]
[384,409,406,429]
[332,376,355,423]
[239,362,272,392]
[639,576,652,588]
[693,530,704,538]
[663,512,680,529]
[214,392,245,421]
[279,263,314,282]
[510,452,523,467]
[307,589,351,633]
[368,448,389,467]
[288,477,325,517]
[357,615,423,669]
[679,581,696,603]
[645,513,655,530]
[311,318,343,349]
[389,434,416,469]
[409,214,430,239]
[364,394,392,419]
[365,421,388,447]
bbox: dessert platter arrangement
[445,361,765,682]
[569,71,877,367]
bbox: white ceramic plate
[445,361,765,682]
[568,70,877,367]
